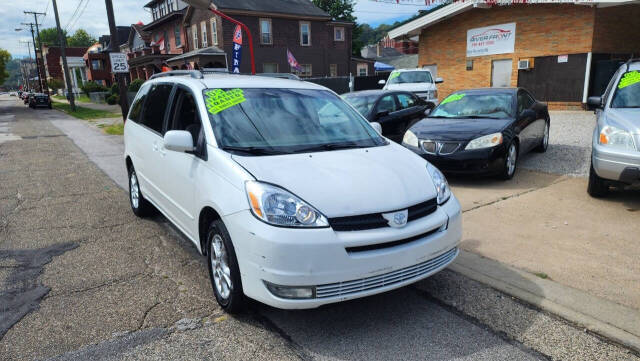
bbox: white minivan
[380,68,443,107]
[124,71,462,312]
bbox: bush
[80,81,108,96]
[106,94,120,105]
[128,79,145,92]
[48,78,65,92]
[110,82,119,95]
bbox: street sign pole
[105,0,130,121]
[51,0,76,111]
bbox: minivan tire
[128,167,154,217]
[206,220,245,313]
[587,163,609,197]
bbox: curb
[450,250,640,353]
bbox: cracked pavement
[1,95,638,361]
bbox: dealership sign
[466,23,516,57]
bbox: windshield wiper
[296,141,365,153]
[221,146,289,156]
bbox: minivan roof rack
[149,70,204,80]
[625,57,640,71]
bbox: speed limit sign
[109,53,130,73]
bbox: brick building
[42,45,88,81]
[180,0,354,77]
[389,2,640,109]
[84,27,131,87]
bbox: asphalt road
[1,95,637,361]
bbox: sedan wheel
[500,142,518,180]
[535,122,550,153]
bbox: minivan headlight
[599,125,636,150]
[403,130,419,148]
[426,163,451,205]
[465,132,503,150]
[245,181,328,228]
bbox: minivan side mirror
[371,122,383,135]
[164,130,195,153]
[378,79,386,85]
[587,96,603,108]
[435,77,444,84]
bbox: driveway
[1,97,637,360]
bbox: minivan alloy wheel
[130,172,140,209]
[210,234,232,300]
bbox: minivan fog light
[264,281,315,299]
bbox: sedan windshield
[341,93,377,116]
[430,93,514,119]
[204,88,385,155]
[611,71,640,108]
[388,71,432,85]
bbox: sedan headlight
[599,125,636,150]
[245,181,328,228]
[465,132,503,150]
[426,163,451,205]
[402,130,419,148]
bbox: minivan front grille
[315,247,458,298]
[328,198,437,232]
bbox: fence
[353,75,387,91]
[304,74,389,94]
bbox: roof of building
[377,54,419,70]
[213,0,330,18]
[388,1,639,39]
[361,45,402,59]
[99,26,131,51]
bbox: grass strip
[53,102,121,120]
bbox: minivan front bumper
[224,195,462,309]
[592,141,640,184]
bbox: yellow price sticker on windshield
[440,93,465,105]
[205,89,246,114]
[618,71,640,89]
[388,72,400,80]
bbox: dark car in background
[23,92,33,105]
[342,90,430,142]
[402,88,550,180]
[29,93,52,109]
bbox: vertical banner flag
[287,49,301,72]
[232,25,243,74]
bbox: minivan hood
[410,117,512,141]
[232,143,436,217]
[385,83,436,92]
[605,108,640,134]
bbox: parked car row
[19,91,52,109]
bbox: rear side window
[141,83,174,134]
[128,84,151,122]
[397,93,416,109]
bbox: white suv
[381,69,443,107]
[124,71,462,312]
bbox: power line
[65,0,85,31]
[67,0,91,33]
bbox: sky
[0,0,430,59]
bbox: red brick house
[42,45,88,81]
[84,26,131,87]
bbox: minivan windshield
[387,71,433,85]
[611,71,640,108]
[430,93,514,119]
[204,88,385,155]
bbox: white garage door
[491,59,512,88]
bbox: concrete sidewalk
[51,97,122,113]
[44,102,640,355]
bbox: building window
[151,6,158,20]
[334,27,344,41]
[159,1,166,17]
[263,63,278,73]
[294,64,312,77]
[211,18,218,46]
[174,25,182,47]
[357,63,368,76]
[167,0,174,12]
[192,24,198,49]
[201,21,208,48]
[260,18,272,45]
[300,22,311,46]
[330,64,337,77]
[91,60,102,70]
[164,31,170,52]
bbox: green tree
[0,49,11,86]
[37,28,67,48]
[67,29,97,47]
[312,0,362,55]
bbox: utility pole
[51,0,76,111]
[19,41,33,90]
[21,23,44,93]
[24,11,48,94]
[105,0,130,120]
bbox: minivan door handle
[153,142,159,152]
